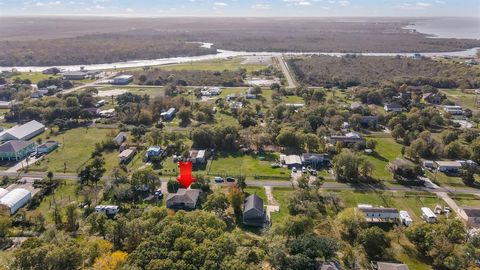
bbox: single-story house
[0,101,12,109]
[372,262,409,270]
[280,154,302,169]
[189,149,206,164]
[95,205,120,216]
[37,141,58,154]
[99,109,115,118]
[285,103,305,109]
[463,207,480,227]
[145,146,163,161]
[166,188,200,210]
[360,115,379,125]
[201,87,222,96]
[329,132,364,145]
[42,67,60,75]
[30,92,44,99]
[0,120,45,141]
[112,75,134,85]
[243,194,266,227]
[423,160,434,169]
[358,204,399,223]
[63,71,87,80]
[443,105,463,115]
[302,153,329,168]
[118,147,137,164]
[350,102,363,110]
[384,103,404,112]
[423,93,442,104]
[114,132,127,146]
[0,140,36,161]
[161,108,176,121]
[434,161,462,173]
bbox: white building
[280,154,302,169]
[421,207,437,223]
[443,105,463,115]
[0,120,45,141]
[0,188,8,199]
[399,210,413,226]
[95,205,120,216]
[434,161,463,173]
[358,204,399,222]
[384,103,404,112]
[0,188,32,214]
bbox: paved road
[61,72,118,94]
[276,56,296,89]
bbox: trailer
[399,210,413,226]
[421,207,437,223]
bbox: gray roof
[463,207,480,217]
[64,71,87,76]
[166,189,200,204]
[375,262,409,270]
[244,194,264,213]
[385,103,403,109]
[1,120,45,140]
[0,140,33,153]
[38,141,57,149]
[358,206,399,214]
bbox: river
[1,42,479,72]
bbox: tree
[335,208,367,243]
[228,187,244,218]
[366,139,377,151]
[64,203,78,232]
[90,156,106,187]
[203,191,229,215]
[178,108,192,127]
[236,175,247,192]
[333,150,363,182]
[131,168,159,194]
[276,128,304,150]
[47,171,54,181]
[87,212,108,238]
[167,179,181,193]
[93,251,128,270]
[358,227,391,260]
[360,160,374,179]
[444,141,470,160]
[303,134,320,152]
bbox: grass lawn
[331,190,444,222]
[425,171,480,188]
[207,153,290,180]
[10,72,60,84]
[244,187,267,203]
[363,134,404,182]
[440,89,479,112]
[270,187,294,224]
[451,194,480,207]
[97,86,165,98]
[160,57,266,73]
[31,127,117,173]
[281,95,304,104]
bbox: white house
[280,154,302,169]
[0,188,32,215]
[357,204,399,222]
[421,207,437,223]
[0,120,45,141]
[95,205,120,216]
[443,105,463,115]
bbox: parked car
[301,167,307,174]
[270,163,280,168]
[214,177,224,183]
[292,167,297,173]
[226,177,236,182]
[154,189,163,199]
[310,170,317,176]
[444,206,451,214]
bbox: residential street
[276,56,297,89]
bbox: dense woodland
[0,33,216,66]
[289,55,480,88]
[1,17,480,66]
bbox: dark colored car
[226,177,236,182]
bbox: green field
[363,134,404,182]
[160,57,267,73]
[244,187,267,203]
[31,127,117,173]
[440,89,479,112]
[451,194,480,207]
[207,153,290,180]
[332,190,444,222]
[10,72,60,84]
[270,187,293,224]
[97,86,165,98]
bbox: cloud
[283,0,312,6]
[251,3,270,9]
[338,0,350,6]
[416,2,432,7]
[35,1,61,7]
[213,2,227,6]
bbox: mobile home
[421,207,437,223]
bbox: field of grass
[31,127,117,173]
[363,134,404,182]
[207,153,290,180]
[10,72,60,84]
[440,89,479,112]
[160,57,266,73]
[331,190,444,222]
[244,187,267,203]
[451,194,480,207]
[97,86,165,98]
[270,187,293,224]
[281,95,304,104]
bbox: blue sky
[0,0,478,17]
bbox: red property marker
[177,161,196,188]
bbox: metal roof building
[0,188,32,214]
[0,188,8,199]
[0,120,45,141]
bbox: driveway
[436,191,468,221]
[6,156,43,173]
[264,186,280,220]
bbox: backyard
[363,134,404,183]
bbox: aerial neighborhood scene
[0,0,480,269]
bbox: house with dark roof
[113,132,127,146]
[422,93,442,104]
[463,207,480,227]
[36,141,58,154]
[372,262,409,270]
[243,194,266,227]
[166,189,200,210]
[384,103,404,112]
[63,71,87,80]
[0,140,36,161]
